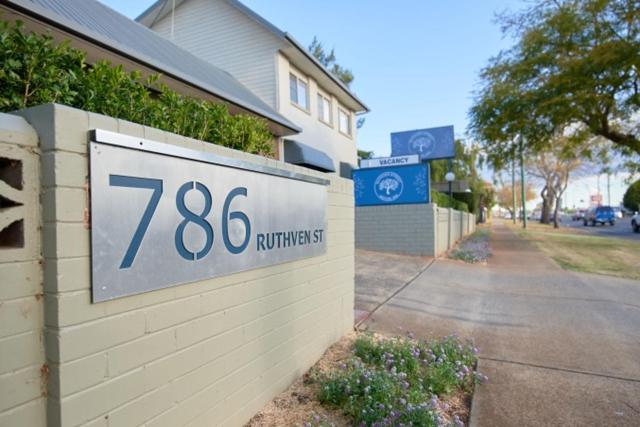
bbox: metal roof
[3,0,301,135]
[137,0,369,113]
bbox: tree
[357,149,374,160]
[527,139,584,227]
[430,139,483,182]
[431,139,496,215]
[469,0,640,167]
[308,36,354,87]
[496,180,536,218]
[623,180,640,212]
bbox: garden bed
[448,228,491,264]
[246,332,485,427]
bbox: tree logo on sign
[374,171,404,202]
[409,131,436,158]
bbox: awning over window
[283,139,335,173]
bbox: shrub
[431,190,469,212]
[452,191,477,214]
[316,334,484,426]
[0,21,274,155]
[623,180,640,212]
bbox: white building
[137,0,369,177]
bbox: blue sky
[98,0,629,206]
[99,0,519,158]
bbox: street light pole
[607,172,611,206]
[445,171,455,200]
[512,152,516,224]
[520,136,527,229]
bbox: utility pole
[512,153,516,224]
[607,172,611,206]
[520,136,527,229]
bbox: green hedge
[0,21,273,155]
[431,190,469,212]
[452,191,477,214]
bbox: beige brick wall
[11,104,355,426]
[436,207,476,256]
[0,114,46,427]
[355,203,475,257]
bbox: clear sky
[98,0,629,206]
[99,0,520,158]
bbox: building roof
[3,0,301,135]
[136,0,370,113]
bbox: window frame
[289,72,310,112]
[317,92,333,127]
[338,107,352,137]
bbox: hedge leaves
[0,21,274,155]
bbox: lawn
[507,221,640,280]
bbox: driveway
[354,249,432,324]
[357,223,640,426]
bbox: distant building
[137,0,369,177]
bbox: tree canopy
[469,0,640,168]
[308,36,355,87]
[496,180,536,216]
[431,140,495,213]
[623,179,640,211]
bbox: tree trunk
[540,186,553,224]
[553,196,561,228]
[553,178,570,229]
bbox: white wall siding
[152,0,283,107]
[277,54,358,175]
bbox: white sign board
[360,154,420,169]
[90,130,328,302]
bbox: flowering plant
[315,334,486,426]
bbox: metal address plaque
[90,130,328,302]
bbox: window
[318,93,332,125]
[289,73,308,110]
[338,108,351,136]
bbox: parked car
[632,212,640,233]
[528,209,542,221]
[572,209,587,221]
[612,207,623,219]
[583,206,615,226]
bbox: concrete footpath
[358,223,640,426]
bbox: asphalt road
[358,223,640,426]
[560,216,640,241]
